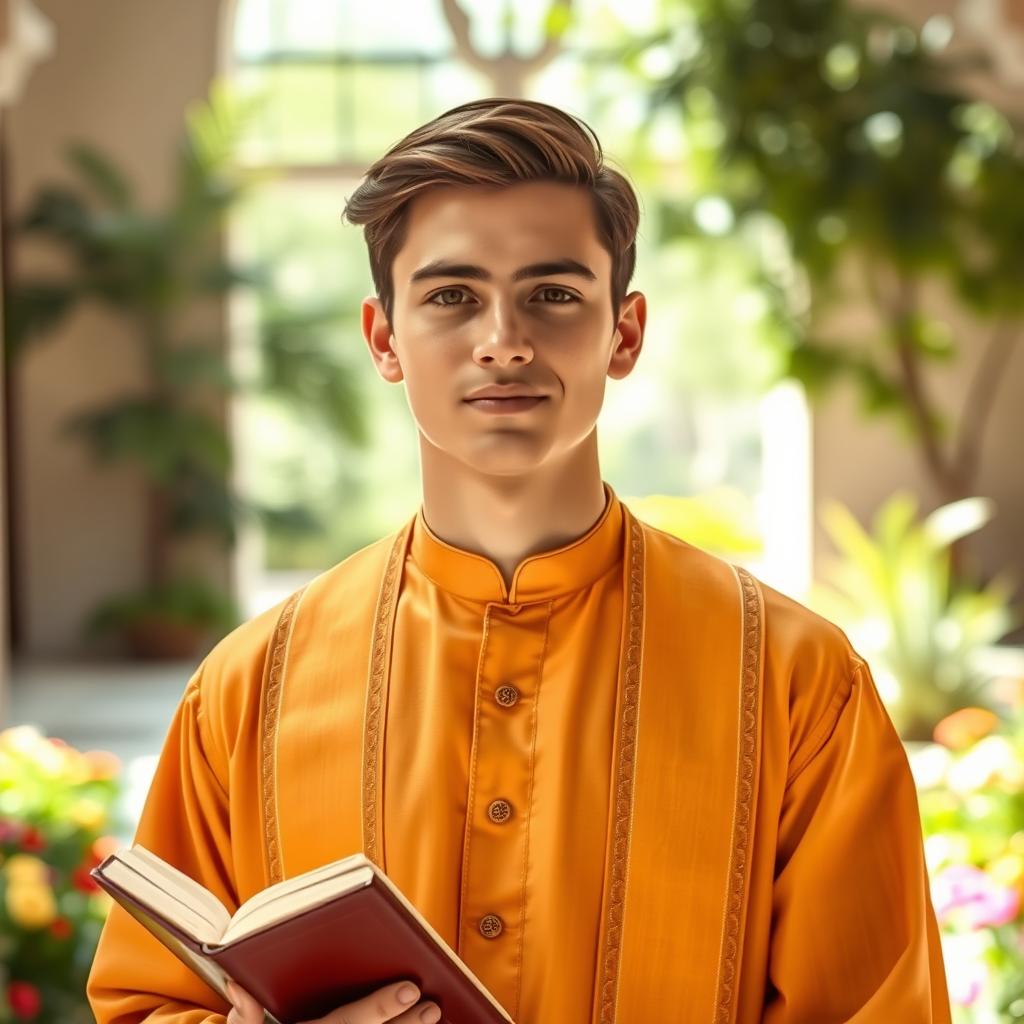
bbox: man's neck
[418,435,609,593]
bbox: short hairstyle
[342,97,640,325]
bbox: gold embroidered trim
[714,566,763,1024]
[361,527,409,868]
[260,586,307,887]
[598,515,645,1024]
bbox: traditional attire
[87,482,951,1024]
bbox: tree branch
[440,0,574,94]
[881,267,962,502]
[954,319,1018,491]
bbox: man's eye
[535,287,578,303]
[427,288,470,306]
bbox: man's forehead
[394,182,607,277]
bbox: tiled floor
[4,660,197,842]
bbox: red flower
[49,917,73,940]
[72,865,100,893]
[20,827,46,853]
[7,980,42,1019]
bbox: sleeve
[86,662,237,1024]
[762,657,952,1023]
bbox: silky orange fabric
[86,483,950,1023]
[382,482,624,1022]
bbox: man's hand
[225,978,442,1024]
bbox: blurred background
[0,0,1022,1019]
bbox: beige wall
[8,0,223,655]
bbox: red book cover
[91,850,514,1024]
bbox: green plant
[7,81,362,650]
[0,726,123,1023]
[634,0,1023,510]
[812,493,1019,740]
[85,576,239,637]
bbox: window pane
[235,63,345,164]
[234,0,454,59]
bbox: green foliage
[86,577,239,635]
[812,493,1019,740]
[0,726,124,1023]
[637,0,1023,500]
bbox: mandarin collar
[409,482,623,604]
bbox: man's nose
[473,301,533,365]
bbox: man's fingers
[320,980,438,1023]
[226,979,263,1024]
[224,977,440,1024]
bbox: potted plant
[6,83,361,658]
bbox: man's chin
[460,444,555,478]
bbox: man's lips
[463,396,548,413]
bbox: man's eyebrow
[409,258,597,284]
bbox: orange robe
[86,483,951,1023]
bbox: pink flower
[0,818,25,844]
[933,864,1021,929]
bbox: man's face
[361,180,646,478]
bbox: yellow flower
[989,852,1024,888]
[5,880,57,928]
[59,749,93,785]
[67,798,106,831]
[2,854,48,884]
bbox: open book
[91,845,514,1024]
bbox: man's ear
[361,296,404,384]
[607,290,647,381]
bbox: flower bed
[914,707,1024,1020]
[0,725,121,1023]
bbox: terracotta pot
[123,616,208,660]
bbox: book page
[128,846,232,932]
[228,851,373,921]
[104,859,224,945]
[219,866,373,946]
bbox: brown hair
[342,97,640,324]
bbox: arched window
[223,0,810,614]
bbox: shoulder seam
[785,654,862,787]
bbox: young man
[87,98,951,1024]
